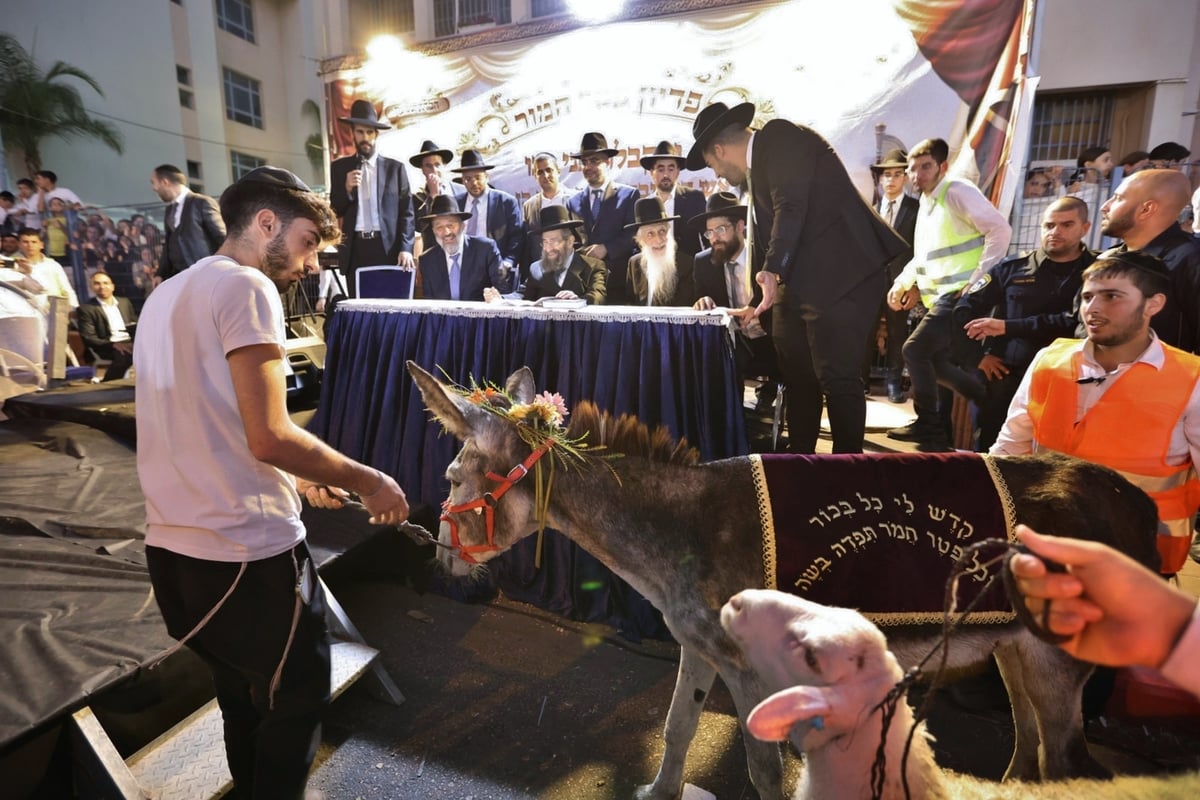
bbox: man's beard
[709,235,742,265]
[441,230,465,256]
[262,230,296,290]
[1100,210,1132,240]
[356,140,376,159]
[644,239,679,304]
[541,247,569,274]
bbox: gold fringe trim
[750,454,777,590]
[981,454,1018,542]
[866,610,1017,626]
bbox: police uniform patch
[965,274,992,294]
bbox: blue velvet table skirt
[309,299,749,639]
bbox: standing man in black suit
[688,102,908,453]
[150,164,225,281]
[329,99,415,297]
[565,132,640,304]
[76,271,137,381]
[871,148,920,402]
[691,191,778,410]
[640,141,706,259]
[417,195,507,301]
[453,148,524,287]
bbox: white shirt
[167,185,192,228]
[878,194,905,227]
[26,256,79,310]
[893,178,1012,292]
[725,243,767,339]
[135,255,303,562]
[355,153,380,234]
[45,186,82,208]
[990,333,1200,470]
[15,194,40,230]
[98,296,131,343]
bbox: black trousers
[771,271,884,453]
[146,543,330,800]
[93,342,133,382]
[343,234,389,298]
[901,293,985,420]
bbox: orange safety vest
[1027,338,1200,574]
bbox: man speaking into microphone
[329,99,415,296]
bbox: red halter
[440,441,553,564]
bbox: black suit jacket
[669,186,708,258]
[159,192,225,280]
[627,251,696,307]
[523,252,608,305]
[77,296,137,352]
[418,235,505,301]
[330,154,415,269]
[459,189,524,269]
[750,120,907,306]
[882,193,919,280]
[566,182,640,301]
[520,193,581,271]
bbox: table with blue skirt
[308,299,749,640]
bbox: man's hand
[554,290,580,300]
[359,471,409,526]
[887,285,919,312]
[483,287,502,303]
[965,316,1005,340]
[345,169,362,194]
[693,296,716,311]
[396,252,415,269]
[753,271,779,315]
[112,341,133,355]
[977,354,1010,381]
[425,173,441,196]
[582,243,607,260]
[298,478,351,510]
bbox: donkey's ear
[505,366,536,405]
[408,360,481,440]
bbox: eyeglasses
[702,224,733,241]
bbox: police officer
[954,196,1095,450]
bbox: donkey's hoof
[633,784,680,800]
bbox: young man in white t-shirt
[134,166,409,798]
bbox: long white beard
[441,231,466,257]
[643,238,678,305]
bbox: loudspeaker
[284,335,325,401]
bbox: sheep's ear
[747,686,832,742]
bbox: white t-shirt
[134,255,303,562]
[27,257,79,310]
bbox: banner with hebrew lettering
[752,452,1018,625]
[324,0,1032,210]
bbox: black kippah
[237,166,312,193]
[1095,247,1171,279]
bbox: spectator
[0,191,15,236]
[13,178,40,231]
[871,148,920,402]
[1117,150,1151,176]
[520,152,579,277]
[15,226,77,313]
[640,140,706,259]
[487,206,607,305]
[1068,146,1112,249]
[1149,141,1191,170]
[42,197,71,264]
[452,148,523,286]
[1,232,19,258]
[409,139,464,255]
[33,170,82,212]
[150,163,226,281]
[416,194,506,301]
[76,271,136,381]
[626,197,695,307]
[565,132,640,303]
[955,196,1094,450]
[886,138,1012,450]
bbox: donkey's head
[408,361,559,574]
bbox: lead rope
[869,537,1035,800]
[268,550,306,710]
[144,560,249,671]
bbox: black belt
[356,230,379,239]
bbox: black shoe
[886,419,948,445]
[886,380,906,404]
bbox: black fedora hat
[451,148,497,178]
[338,99,390,130]
[639,140,686,171]
[872,148,909,171]
[537,205,584,235]
[418,194,472,225]
[624,197,681,231]
[688,191,747,230]
[571,132,619,159]
[685,101,755,171]
[409,140,454,168]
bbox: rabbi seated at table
[485,206,607,305]
[417,194,509,301]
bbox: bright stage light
[568,0,625,24]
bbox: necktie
[449,253,461,301]
[360,163,376,232]
[886,199,895,227]
[469,197,481,237]
[590,189,602,220]
[744,174,755,272]
[726,261,745,308]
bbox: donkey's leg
[635,647,716,800]
[993,644,1040,781]
[723,667,786,800]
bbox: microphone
[1076,375,1106,385]
[351,155,365,202]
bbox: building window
[176,64,191,86]
[434,0,511,37]
[179,88,194,109]
[222,67,263,128]
[230,150,265,181]
[1027,91,1115,163]
[216,0,256,43]
[187,160,203,181]
[531,0,566,16]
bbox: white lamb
[720,589,1200,800]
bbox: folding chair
[355,266,415,300]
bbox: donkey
[408,361,1160,800]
